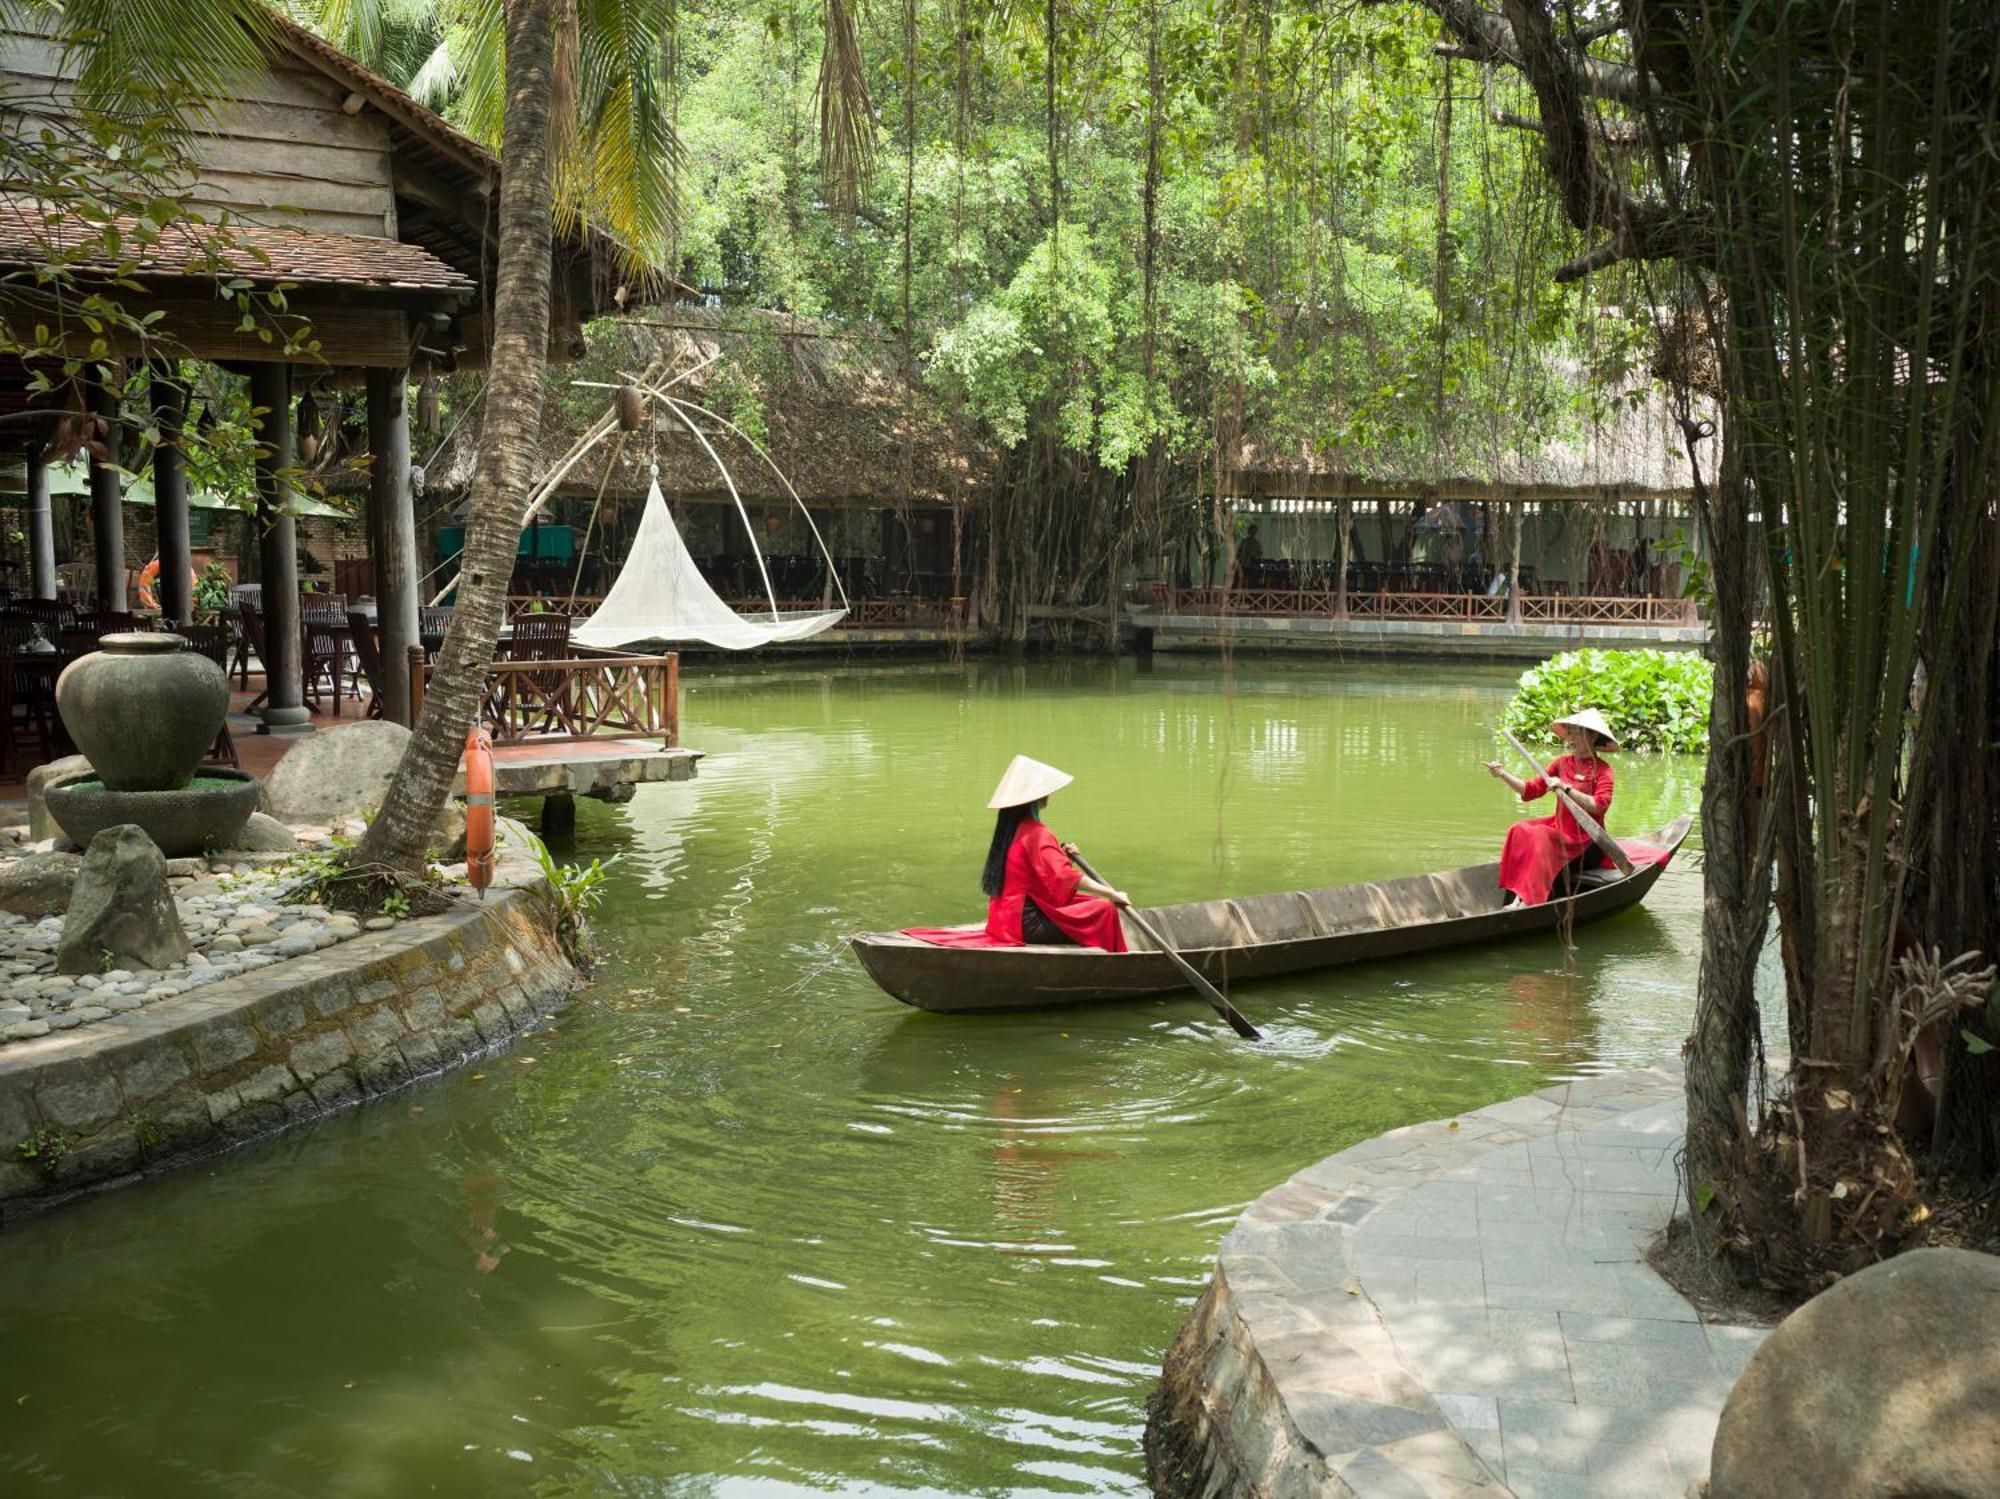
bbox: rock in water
[1707,1247,2000,1499]
[57,825,191,974]
[261,721,411,825]
[26,754,92,842]
[225,812,303,855]
[0,850,82,916]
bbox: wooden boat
[850,816,1692,1014]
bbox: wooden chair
[346,610,388,720]
[179,623,240,768]
[301,614,345,714]
[419,605,453,658]
[500,613,573,734]
[504,612,572,661]
[3,641,72,775]
[237,599,270,712]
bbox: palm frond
[405,34,461,105]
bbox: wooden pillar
[1334,498,1351,618]
[366,367,418,724]
[25,442,55,600]
[151,364,193,625]
[86,375,126,609]
[1506,499,1524,625]
[250,362,310,736]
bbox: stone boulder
[26,754,92,842]
[56,825,191,974]
[224,811,303,855]
[1708,1247,2000,1499]
[0,850,82,916]
[262,721,410,825]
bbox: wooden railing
[511,594,968,631]
[507,595,603,620]
[843,597,964,629]
[1155,587,1699,627]
[410,650,679,748]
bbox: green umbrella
[40,460,351,518]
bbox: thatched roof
[1223,376,1707,502]
[433,308,994,509]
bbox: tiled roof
[0,199,474,295]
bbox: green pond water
[0,657,1709,1498]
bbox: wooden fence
[410,650,679,748]
[507,595,968,630]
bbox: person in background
[1482,709,1618,905]
[1232,524,1264,587]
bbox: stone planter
[44,769,262,858]
[55,632,227,792]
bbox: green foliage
[16,1126,72,1178]
[527,831,618,971]
[379,887,412,920]
[1501,649,1713,756]
[194,562,234,616]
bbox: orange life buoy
[463,722,496,895]
[136,557,198,614]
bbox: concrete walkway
[1158,1061,1767,1497]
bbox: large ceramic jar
[56,632,228,791]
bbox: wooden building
[0,8,659,730]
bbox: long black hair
[981,801,1042,897]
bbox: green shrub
[1499,648,1713,755]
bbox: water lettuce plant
[1500,648,1712,756]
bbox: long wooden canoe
[850,816,1692,1014]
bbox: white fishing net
[571,478,846,650]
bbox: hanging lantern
[615,383,646,432]
[417,373,441,434]
[296,389,322,462]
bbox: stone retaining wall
[0,886,575,1220]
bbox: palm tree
[351,0,557,879]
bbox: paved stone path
[1208,1060,1767,1497]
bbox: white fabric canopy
[571,478,846,651]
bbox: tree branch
[1491,108,1659,145]
[1408,0,1655,106]
[1377,0,1709,280]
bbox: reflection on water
[0,657,1707,1497]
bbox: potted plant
[192,561,233,624]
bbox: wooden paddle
[1067,849,1263,1040]
[1501,728,1635,877]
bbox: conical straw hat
[987,754,1073,810]
[1551,708,1619,748]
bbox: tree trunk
[352,0,555,876]
[1679,422,1774,1245]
